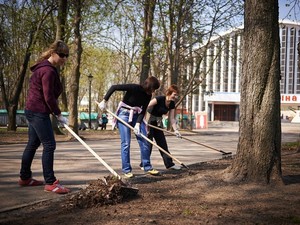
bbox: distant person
[19,40,70,194]
[144,84,182,170]
[97,76,160,178]
[101,113,108,130]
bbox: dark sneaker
[44,180,70,194]
[18,178,44,186]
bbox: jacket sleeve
[42,70,61,115]
[103,84,136,101]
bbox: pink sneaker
[44,180,70,194]
[18,178,44,186]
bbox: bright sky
[279,0,300,21]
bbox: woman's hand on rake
[174,130,182,138]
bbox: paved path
[0,122,298,212]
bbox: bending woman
[145,84,182,170]
[97,76,160,178]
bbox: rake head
[221,152,233,159]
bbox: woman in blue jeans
[19,40,70,194]
[98,76,160,178]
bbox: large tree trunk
[56,0,68,111]
[140,0,156,84]
[68,0,82,134]
[56,0,68,41]
[224,0,282,184]
[52,0,68,135]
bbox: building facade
[191,20,300,121]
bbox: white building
[191,20,300,122]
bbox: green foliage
[1,0,244,113]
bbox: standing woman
[19,40,70,194]
[97,76,160,178]
[145,84,182,170]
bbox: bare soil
[0,129,300,225]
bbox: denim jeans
[20,110,56,184]
[117,108,153,173]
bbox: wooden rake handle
[105,108,188,169]
[63,123,121,179]
[147,124,232,155]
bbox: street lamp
[88,74,93,129]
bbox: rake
[62,122,138,194]
[105,108,189,169]
[147,124,232,156]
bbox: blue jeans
[20,110,56,184]
[117,108,153,173]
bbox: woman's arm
[169,109,178,131]
[147,98,158,108]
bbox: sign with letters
[281,94,300,103]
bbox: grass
[0,127,28,133]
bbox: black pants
[101,123,107,130]
[147,121,175,169]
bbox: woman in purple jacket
[19,40,70,194]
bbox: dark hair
[166,84,179,96]
[142,76,160,94]
[37,40,69,63]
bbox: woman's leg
[20,111,41,180]
[39,117,56,184]
[140,126,154,168]
[153,129,175,168]
[136,121,153,171]
[117,110,132,173]
[20,111,56,184]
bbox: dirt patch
[0,129,299,224]
[64,176,139,209]
[0,147,299,225]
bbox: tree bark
[52,0,68,135]
[224,0,282,184]
[7,43,32,131]
[56,0,68,41]
[68,0,82,134]
[56,0,68,110]
[140,0,156,84]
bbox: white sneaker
[140,167,144,171]
[124,172,134,178]
[168,165,182,170]
[147,169,160,176]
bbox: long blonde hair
[37,40,69,63]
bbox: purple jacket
[25,59,62,115]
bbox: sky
[279,0,300,21]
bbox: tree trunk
[56,0,68,41]
[224,0,282,184]
[55,0,68,111]
[7,50,31,131]
[140,0,156,84]
[68,0,82,134]
[56,0,68,111]
[52,0,68,135]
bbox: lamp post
[88,74,93,129]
